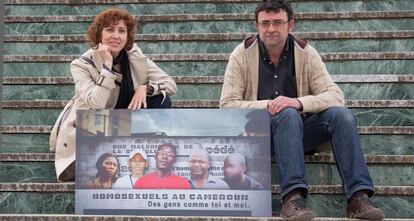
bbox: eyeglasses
[258,20,290,29]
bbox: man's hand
[128,85,147,110]
[267,96,302,115]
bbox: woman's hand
[97,43,113,69]
[128,85,148,110]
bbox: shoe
[280,191,316,221]
[347,192,385,220]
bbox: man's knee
[325,106,356,126]
[277,107,302,120]
[270,107,302,127]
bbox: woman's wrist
[102,63,113,73]
[103,61,112,70]
[145,84,154,96]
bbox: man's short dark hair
[255,0,293,22]
[157,143,177,156]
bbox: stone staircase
[1,0,414,220]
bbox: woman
[49,8,177,182]
[84,153,120,189]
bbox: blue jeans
[270,107,374,200]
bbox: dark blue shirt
[257,35,298,100]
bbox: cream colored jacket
[220,35,345,112]
[49,44,176,182]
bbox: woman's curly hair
[87,8,136,50]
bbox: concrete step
[4,99,414,108]
[4,60,414,77]
[2,133,413,155]
[2,153,413,164]
[5,11,414,35]
[5,31,414,42]
[1,183,413,195]
[4,75,414,84]
[0,185,413,217]
[4,39,414,55]
[5,11,414,23]
[5,0,414,16]
[2,100,413,126]
[3,83,413,100]
[2,163,413,186]
[5,52,414,63]
[9,20,404,35]
[2,125,414,135]
[2,100,414,126]
[1,154,414,185]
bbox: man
[112,149,148,189]
[188,149,229,189]
[223,153,263,190]
[135,143,191,189]
[219,0,384,220]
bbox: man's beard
[264,39,283,48]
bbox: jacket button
[64,143,67,147]
[72,123,76,128]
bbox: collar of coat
[80,43,149,87]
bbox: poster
[75,109,272,217]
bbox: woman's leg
[146,94,172,108]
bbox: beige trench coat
[49,44,177,182]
